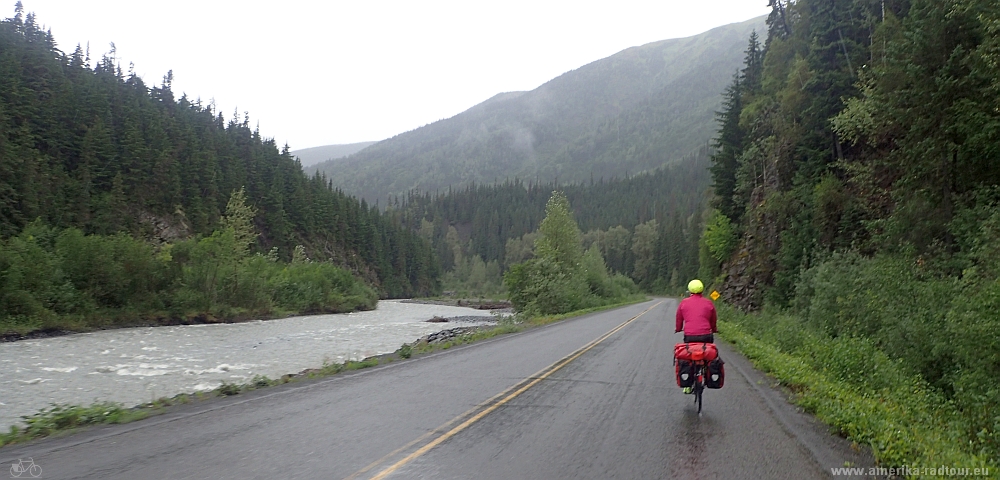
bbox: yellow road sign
[710,290,720,301]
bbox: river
[0,300,496,430]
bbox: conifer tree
[535,191,582,272]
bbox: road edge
[716,339,881,479]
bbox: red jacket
[675,293,717,336]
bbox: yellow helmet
[687,279,704,294]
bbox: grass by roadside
[717,312,996,472]
[0,377,272,449]
[0,296,648,449]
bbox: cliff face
[720,153,782,311]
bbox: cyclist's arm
[675,303,684,333]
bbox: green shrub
[803,335,915,394]
[945,279,1000,457]
[217,382,241,396]
[56,229,169,312]
[779,249,1000,460]
[0,222,378,336]
[226,254,274,312]
[702,209,738,264]
[719,318,993,469]
[505,246,633,317]
[0,223,67,321]
[251,375,274,388]
[272,260,376,313]
[581,244,613,297]
[794,252,959,390]
[504,256,588,315]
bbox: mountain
[291,142,377,167]
[314,16,767,204]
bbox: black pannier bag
[675,359,696,388]
[705,358,725,389]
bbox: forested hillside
[393,147,711,294]
[312,16,766,204]
[703,0,1000,466]
[0,6,439,302]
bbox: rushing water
[0,300,495,430]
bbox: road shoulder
[716,339,880,479]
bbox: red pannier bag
[705,358,725,389]
[673,342,718,362]
[675,359,696,388]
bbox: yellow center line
[344,384,525,480]
[366,300,662,480]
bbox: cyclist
[675,279,717,344]
[675,279,717,394]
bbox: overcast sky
[20,1,770,150]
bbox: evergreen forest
[391,147,711,296]
[700,0,1000,468]
[0,5,439,336]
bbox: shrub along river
[0,300,495,430]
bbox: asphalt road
[2,299,873,479]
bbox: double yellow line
[351,300,662,480]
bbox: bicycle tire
[696,383,703,413]
[694,364,704,414]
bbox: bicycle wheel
[695,381,703,413]
[694,365,704,413]
[29,464,42,477]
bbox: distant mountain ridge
[291,141,377,167]
[314,16,767,203]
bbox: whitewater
[0,300,495,430]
